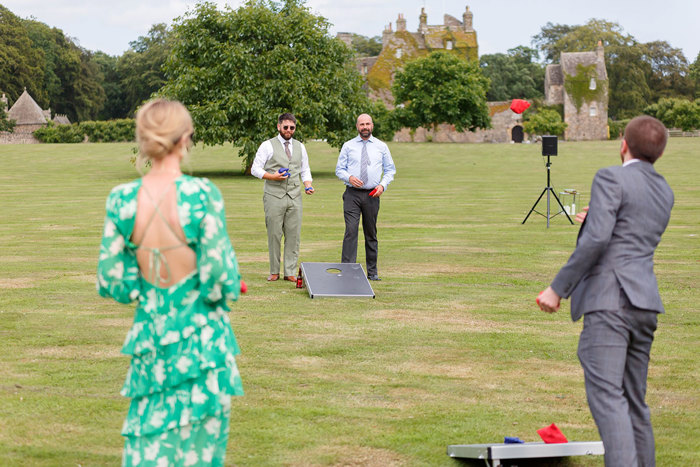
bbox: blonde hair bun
[135,99,193,165]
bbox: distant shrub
[33,123,83,143]
[78,119,135,142]
[523,108,567,136]
[34,119,135,143]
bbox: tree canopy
[160,0,370,169]
[392,51,490,133]
[480,46,544,101]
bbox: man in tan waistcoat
[251,113,314,282]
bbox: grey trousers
[341,186,380,276]
[264,192,302,277]
[578,293,658,467]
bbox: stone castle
[339,5,608,142]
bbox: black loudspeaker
[542,135,558,156]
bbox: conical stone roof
[8,89,47,125]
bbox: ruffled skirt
[121,277,243,466]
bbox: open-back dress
[97,175,243,466]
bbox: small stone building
[1,88,53,144]
[545,42,608,140]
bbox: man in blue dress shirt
[335,114,396,281]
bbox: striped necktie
[360,140,369,184]
[284,141,292,161]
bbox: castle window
[396,48,403,59]
[589,103,598,117]
[362,64,368,75]
[445,40,453,50]
[589,77,597,90]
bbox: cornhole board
[446,441,604,467]
[300,262,375,299]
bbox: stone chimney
[596,40,604,60]
[463,5,473,31]
[382,22,393,47]
[419,8,428,33]
[396,13,406,32]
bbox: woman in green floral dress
[97,99,244,466]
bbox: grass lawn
[0,137,698,466]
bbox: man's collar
[277,134,293,144]
[623,158,641,167]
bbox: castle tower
[463,6,473,31]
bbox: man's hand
[537,286,561,313]
[349,175,364,188]
[304,182,314,195]
[369,185,384,197]
[575,206,589,224]
[265,171,289,181]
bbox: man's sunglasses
[282,125,295,130]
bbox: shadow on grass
[187,170,341,180]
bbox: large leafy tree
[480,46,544,101]
[0,5,45,105]
[161,0,369,169]
[23,18,105,121]
[118,23,172,116]
[392,51,490,133]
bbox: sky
[3,0,699,62]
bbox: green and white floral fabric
[98,175,243,466]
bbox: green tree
[523,108,567,136]
[644,97,700,131]
[691,52,700,98]
[0,5,45,105]
[642,41,693,100]
[118,23,172,116]
[161,0,370,170]
[392,51,490,133]
[351,34,382,57]
[480,46,544,101]
[93,52,129,120]
[22,18,105,122]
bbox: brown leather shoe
[283,276,296,282]
[267,274,279,281]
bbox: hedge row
[34,119,135,143]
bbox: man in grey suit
[538,116,673,466]
[251,113,314,282]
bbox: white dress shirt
[251,134,313,182]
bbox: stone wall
[392,102,526,143]
[0,124,43,144]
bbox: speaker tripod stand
[522,155,574,228]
